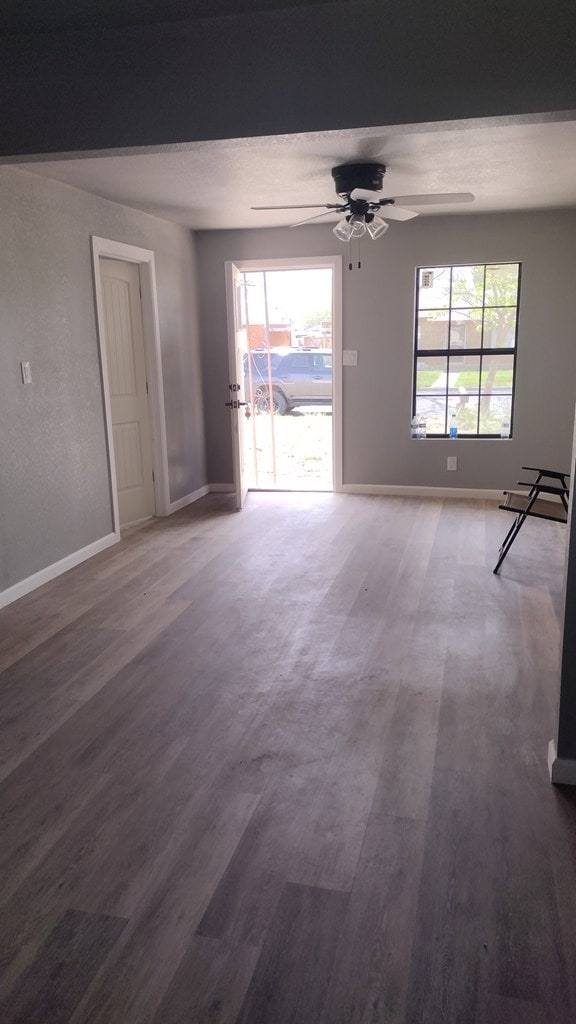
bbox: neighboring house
[248,324,292,350]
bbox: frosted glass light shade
[366,216,389,239]
[349,215,367,237]
[333,219,353,241]
[333,215,367,241]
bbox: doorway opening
[239,264,337,491]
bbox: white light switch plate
[447,456,457,471]
[21,361,32,384]
[343,350,358,366]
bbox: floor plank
[151,935,259,1024]
[0,910,126,1024]
[235,882,349,1024]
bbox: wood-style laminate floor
[1,492,575,1024]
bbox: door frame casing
[91,236,170,532]
[225,261,249,510]
[227,256,343,492]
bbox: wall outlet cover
[447,456,457,471]
[343,350,358,366]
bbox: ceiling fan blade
[290,210,341,228]
[377,206,418,221]
[384,192,475,207]
[251,203,342,211]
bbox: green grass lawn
[417,369,513,389]
[456,370,513,388]
[416,370,443,387]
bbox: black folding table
[493,466,570,574]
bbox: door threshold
[248,486,333,494]
[120,515,155,533]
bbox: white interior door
[100,258,156,526]
[226,262,250,510]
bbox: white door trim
[225,262,249,510]
[230,256,343,492]
[91,236,170,531]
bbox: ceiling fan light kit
[333,211,389,241]
[251,163,474,262]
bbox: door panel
[101,258,155,525]
[112,421,145,490]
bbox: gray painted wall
[0,166,205,592]
[1,1,575,156]
[197,210,576,488]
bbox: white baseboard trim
[0,532,119,610]
[209,483,235,493]
[339,484,502,500]
[167,484,210,514]
[548,739,576,785]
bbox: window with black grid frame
[413,262,521,437]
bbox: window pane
[415,355,447,390]
[479,393,512,434]
[484,263,519,307]
[482,307,517,348]
[451,265,485,308]
[450,308,483,350]
[449,396,479,435]
[417,312,449,349]
[450,355,481,394]
[479,353,514,393]
[416,396,446,435]
[418,267,450,309]
[416,356,447,434]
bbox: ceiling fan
[252,163,475,241]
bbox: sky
[243,269,332,328]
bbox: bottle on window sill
[449,412,458,439]
[412,415,427,439]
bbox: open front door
[225,262,250,510]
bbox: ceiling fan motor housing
[331,162,386,197]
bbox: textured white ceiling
[15,118,576,230]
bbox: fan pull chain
[348,237,363,271]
